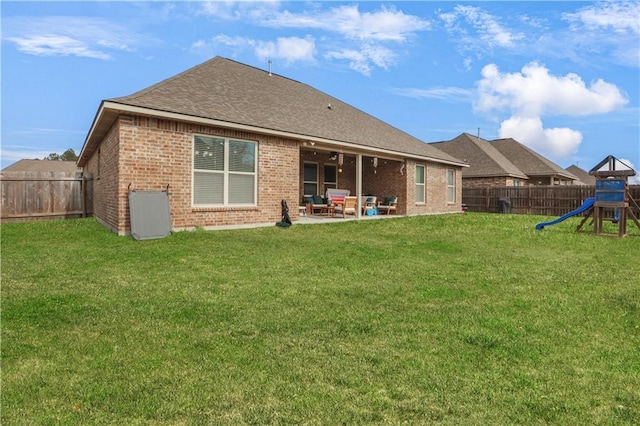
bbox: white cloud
[498,116,582,159]
[563,1,640,35]
[440,5,523,49]
[200,1,240,20]
[3,16,143,59]
[199,3,430,75]
[261,4,429,75]
[325,49,372,75]
[213,34,253,48]
[264,5,430,42]
[475,62,628,161]
[612,45,640,68]
[618,158,640,184]
[199,1,281,21]
[561,2,640,68]
[325,43,395,76]
[389,86,473,103]
[254,36,316,63]
[476,62,627,117]
[7,34,112,60]
[192,34,315,64]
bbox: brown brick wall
[367,160,407,213]
[87,115,300,234]
[84,121,121,233]
[406,160,462,215]
[86,115,463,235]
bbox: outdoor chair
[377,196,398,215]
[361,196,377,215]
[336,196,358,217]
[303,195,327,215]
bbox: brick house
[77,57,467,235]
[431,133,578,188]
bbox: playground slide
[535,197,595,230]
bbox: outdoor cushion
[303,196,314,204]
[312,195,324,204]
[382,196,395,206]
[326,188,350,200]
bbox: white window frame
[447,168,456,204]
[415,164,426,203]
[192,135,258,207]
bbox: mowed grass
[2,213,639,424]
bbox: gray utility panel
[128,190,172,240]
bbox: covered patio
[299,146,407,220]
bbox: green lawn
[2,214,639,424]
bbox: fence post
[81,173,87,218]
[484,187,489,212]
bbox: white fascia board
[78,102,108,164]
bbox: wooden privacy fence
[463,185,640,217]
[1,171,93,223]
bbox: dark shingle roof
[101,56,462,165]
[566,165,596,185]
[431,133,528,179]
[490,138,577,181]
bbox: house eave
[463,172,528,179]
[78,101,110,167]
[78,102,468,169]
[527,173,578,180]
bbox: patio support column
[356,153,362,218]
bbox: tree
[43,153,60,161]
[44,148,78,161]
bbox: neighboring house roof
[79,56,465,168]
[490,138,578,181]
[430,133,528,179]
[2,159,81,173]
[566,165,596,185]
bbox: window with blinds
[415,164,425,203]
[193,135,257,206]
[447,169,455,203]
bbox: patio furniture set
[303,189,397,218]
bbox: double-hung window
[446,169,456,203]
[192,135,257,206]
[415,164,425,203]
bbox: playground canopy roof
[589,155,636,178]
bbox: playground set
[536,155,640,237]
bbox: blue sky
[2,1,639,181]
